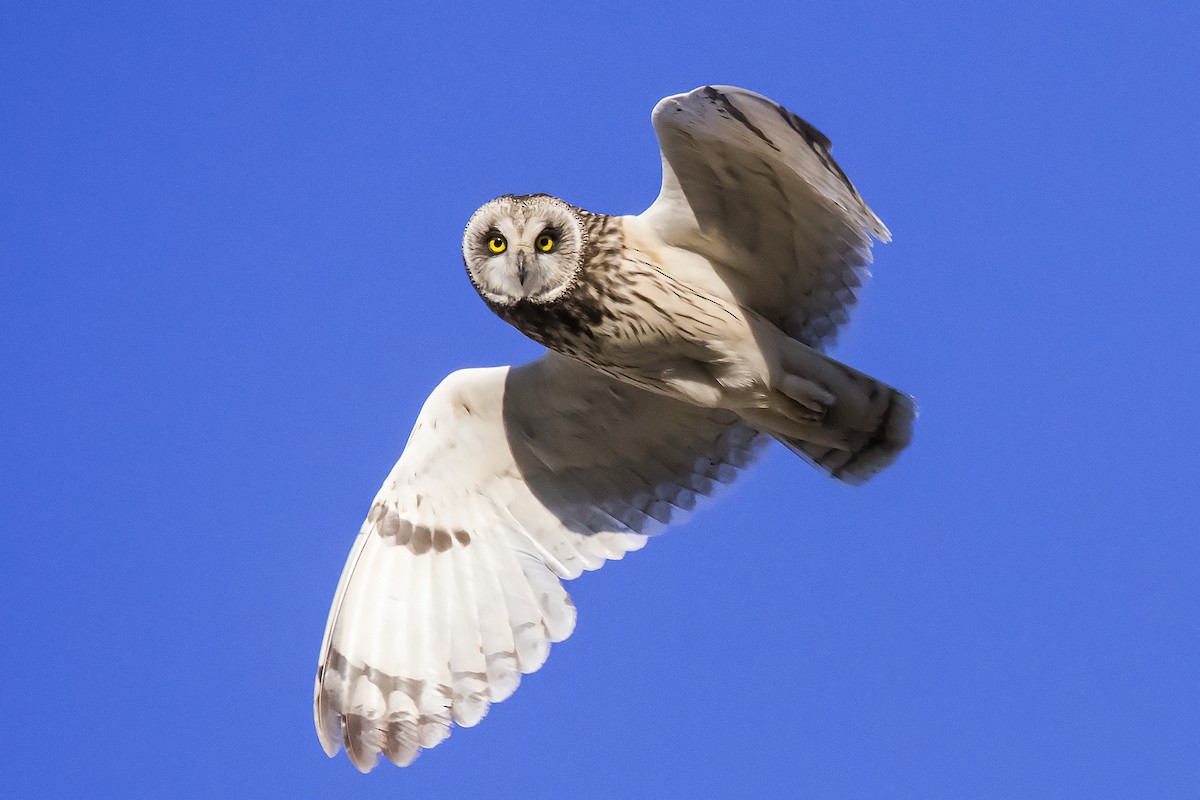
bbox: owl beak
[516,250,528,286]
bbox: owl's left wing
[315,351,765,771]
[639,85,890,347]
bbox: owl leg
[776,375,836,418]
[743,319,916,481]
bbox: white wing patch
[314,353,766,770]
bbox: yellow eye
[487,235,506,254]
[536,234,555,252]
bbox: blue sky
[2,1,1197,797]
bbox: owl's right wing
[639,85,890,348]
[315,351,765,771]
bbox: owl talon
[777,374,835,418]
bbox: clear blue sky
[2,2,1197,797]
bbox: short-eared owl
[315,86,914,771]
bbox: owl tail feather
[740,340,916,485]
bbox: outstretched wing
[640,85,890,348]
[314,351,766,771]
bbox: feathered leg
[738,322,915,484]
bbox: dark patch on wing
[432,529,453,552]
[410,525,433,554]
[702,85,781,153]
[768,99,861,198]
[372,508,472,553]
[323,647,441,701]
[772,102,832,150]
[379,512,405,541]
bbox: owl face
[463,195,585,306]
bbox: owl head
[462,194,586,306]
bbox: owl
[314,86,914,771]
